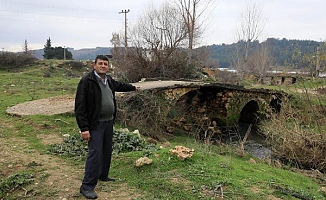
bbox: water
[244,140,272,160]
[236,123,272,160]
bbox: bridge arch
[239,100,260,124]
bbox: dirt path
[5,95,75,116]
[0,121,142,199]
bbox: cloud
[1,0,325,52]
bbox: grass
[109,136,323,199]
[1,60,326,199]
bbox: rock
[197,107,206,113]
[120,128,130,133]
[135,157,153,167]
[132,129,141,137]
[166,126,175,133]
[179,117,186,123]
[168,146,194,160]
[273,160,282,168]
[160,141,171,148]
[183,124,192,131]
[319,187,326,195]
[248,158,256,164]
[147,137,158,144]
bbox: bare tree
[238,1,266,60]
[110,33,121,48]
[173,0,214,51]
[113,3,191,81]
[110,33,125,63]
[232,1,267,79]
[247,41,274,83]
[132,3,188,53]
[231,40,246,79]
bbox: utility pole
[119,9,130,47]
[316,44,320,77]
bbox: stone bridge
[133,80,284,128]
[6,80,285,130]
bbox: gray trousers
[81,120,114,190]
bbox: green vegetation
[1,60,326,199]
[210,38,325,69]
[0,172,34,199]
[43,37,73,60]
[47,129,152,161]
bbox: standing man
[75,55,138,199]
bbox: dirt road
[6,80,202,116]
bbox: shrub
[0,52,37,69]
[116,91,172,141]
[260,90,326,172]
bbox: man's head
[95,55,109,64]
[94,55,109,76]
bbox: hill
[208,38,322,68]
[28,38,323,69]
[31,47,111,60]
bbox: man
[75,55,138,199]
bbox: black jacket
[75,70,136,132]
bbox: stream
[226,122,272,160]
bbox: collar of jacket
[88,70,113,89]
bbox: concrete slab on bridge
[132,80,204,90]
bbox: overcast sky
[1,0,325,52]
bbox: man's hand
[80,131,91,141]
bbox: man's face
[94,59,109,75]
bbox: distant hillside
[207,38,322,68]
[71,47,111,60]
[31,47,111,60]
[28,38,323,68]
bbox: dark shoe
[80,186,98,199]
[99,177,115,182]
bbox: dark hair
[95,55,109,64]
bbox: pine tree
[22,39,29,54]
[43,37,52,59]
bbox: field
[1,60,326,200]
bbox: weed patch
[47,128,154,160]
[0,172,34,199]
[271,183,316,200]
